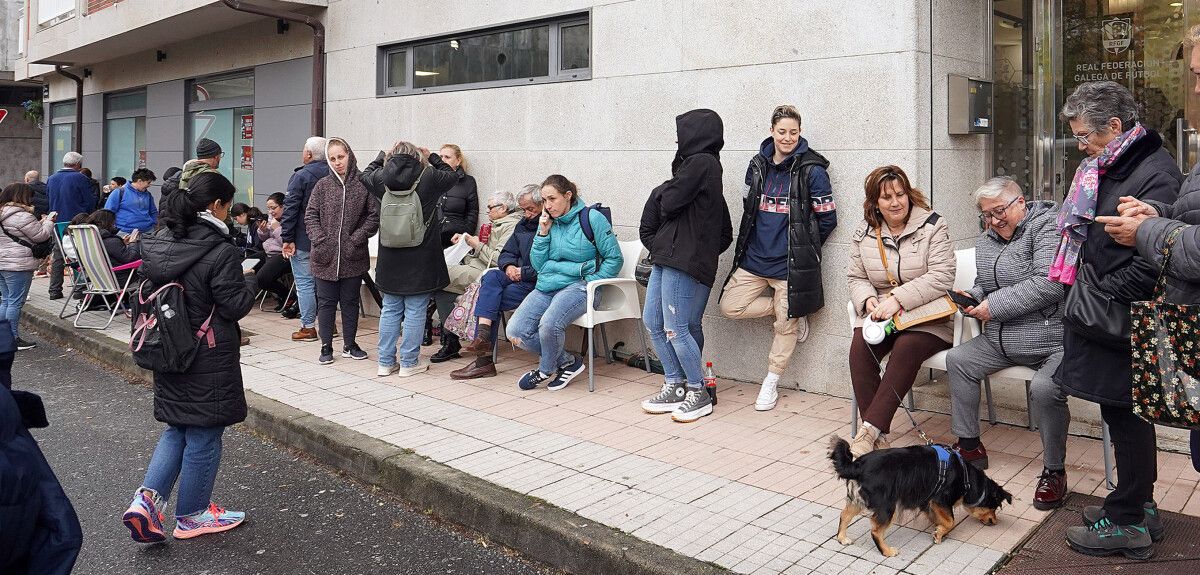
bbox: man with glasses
[943,176,1071,511]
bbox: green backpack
[379,166,434,248]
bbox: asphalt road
[15,335,555,575]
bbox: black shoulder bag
[1063,260,1131,349]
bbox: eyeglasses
[1072,129,1098,145]
[977,196,1021,226]
[487,204,503,210]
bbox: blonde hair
[388,141,426,166]
[1186,24,1200,48]
[441,144,468,173]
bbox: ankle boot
[431,333,461,363]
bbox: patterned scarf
[1049,122,1147,285]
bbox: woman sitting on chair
[846,165,955,457]
[84,209,140,289]
[506,175,622,392]
[254,193,291,312]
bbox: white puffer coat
[0,204,53,272]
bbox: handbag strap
[875,227,899,287]
[1152,225,1187,304]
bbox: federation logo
[1102,17,1132,55]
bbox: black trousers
[314,277,361,348]
[256,254,290,301]
[50,248,64,295]
[1101,403,1158,525]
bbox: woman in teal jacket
[507,174,623,391]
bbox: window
[105,91,147,183]
[38,0,73,25]
[379,15,589,95]
[192,76,254,103]
[49,100,76,168]
[186,73,255,204]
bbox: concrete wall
[0,104,43,184]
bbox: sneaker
[641,382,687,414]
[377,363,400,377]
[518,369,551,390]
[1032,468,1067,511]
[122,490,166,543]
[173,502,246,540]
[850,425,877,458]
[671,388,713,423]
[755,377,778,411]
[547,355,584,391]
[1065,516,1154,560]
[396,361,429,377]
[1082,501,1165,542]
[318,344,334,365]
[796,316,809,343]
[291,327,318,342]
[952,442,989,470]
[342,344,368,360]
[14,338,36,351]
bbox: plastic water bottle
[703,362,718,406]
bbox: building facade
[1,0,42,185]
[13,1,1197,418]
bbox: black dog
[829,436,1012,557]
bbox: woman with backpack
[361,142,462,377]
[121,171,257,543]
[305,137,380,365]
[0,183,55,351]
[506,175,623,391]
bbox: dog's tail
[828,435,860,481]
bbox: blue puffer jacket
[530,199,623,292]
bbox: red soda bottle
[703,362,718,406]
[477,223,493,245]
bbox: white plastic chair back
[572,240,644,329]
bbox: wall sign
[240,114,254,140]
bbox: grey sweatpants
[947,336,1069,470]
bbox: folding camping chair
[52,221,88,319]
[68,224,142,330]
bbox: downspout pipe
[54,65,84,154]
[220,0,324,136]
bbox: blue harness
[929,444,972,500]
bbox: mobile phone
[947,290,979,308]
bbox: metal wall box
[947,74,993,134]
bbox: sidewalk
[24,279,1200,575]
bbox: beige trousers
[719,267,801,374]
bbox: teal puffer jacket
[530,199,624,292]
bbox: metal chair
[572,240,651,392]
[51,222,87,319]
[68,224,142,330]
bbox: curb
[21,307,727,575]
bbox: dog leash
[863,341,934,446]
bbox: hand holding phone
[538,208,552,236]
[947,290,979,309]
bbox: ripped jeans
[643,265,710,390]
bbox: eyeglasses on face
[977,195,1021,226]
[1072,129,1098,145]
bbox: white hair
[516,183,543,205]
[973,176,1022,207]
[489,190,519,212]
[304,136,327,161]
[23,170,39,183]
[62,152,83,166]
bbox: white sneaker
[377,363,400,377]
[796,316,809,343]
[395,361,429,377]
[755,378,778,411]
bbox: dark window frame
[377,12,591,96]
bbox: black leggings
[1101,403,1158,525]
[256,254,290,301]
[315,277,361,348]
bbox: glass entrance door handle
[1177,118,1197,173]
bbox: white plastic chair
[572,239,651,392]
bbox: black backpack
[159,169,182,198]
[129,280,215,373]
[578,203,614,275]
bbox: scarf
[1048,122,1146,285]
[198,211,230,235]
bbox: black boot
[422,303,435,346]
[431,333,461,363]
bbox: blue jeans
[507,281,590,375]
[643,265,709,389]
[289,249,317,329]
[378,292,429,368]
[476,269,536,340]
[141,425,225,517]
[0,270,33,340]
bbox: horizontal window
[380,15,590,95]
[107,91,146,114]
[50,100,76,120]
[192,75,254,102]
[38,0,73,25]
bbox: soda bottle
[477,223,493,245]
[703,362,718,406]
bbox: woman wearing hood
[719,105,837,412]
[361,142,462,376]
[304,137,380,365]
[121,171,257,542]
[638,109,732,423]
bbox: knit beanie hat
[196,138,222,159]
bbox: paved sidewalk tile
[24,281,1200,575]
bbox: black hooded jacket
[137,218,257,427]
[639,109,733,287]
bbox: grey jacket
[966,200,1064,359]
[1138,161,1200,304]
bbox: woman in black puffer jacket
[437,144,479,246]
[121,171,257,544]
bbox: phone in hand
[947,290,979,309]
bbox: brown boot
[462,333,493,354]
[291,327,318,342]
[450,356,497,380]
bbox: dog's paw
[837,534,852,545]
[933,532,944,544]
[881,547,899,558]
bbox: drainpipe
[221,0,324,136]
[54,65,84,153]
